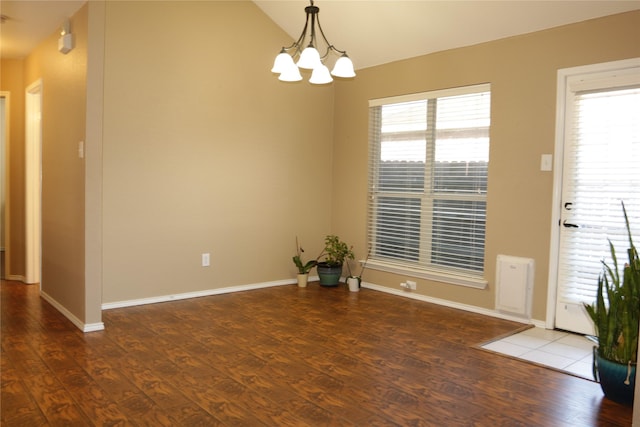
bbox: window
[368,84,491,287]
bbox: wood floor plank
[1,280,634,426]
[50,362,130,425]
[2,336,91,425]
[0,352,50,426]
[21,372,92,426]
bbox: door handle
[563,220,579,228]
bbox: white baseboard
[5,274,26,282]
[40,291,105,332]
[34,276,544,333]
[101,277,317,310]
[362,281,545,327]
[100,276,544,327]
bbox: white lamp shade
[331,54,356,78]
[278,62,303,82]
[297,46,321,70]
[271,51,295,74]
[309,64,333,85]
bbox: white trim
[1,92,9,271]
[547,57,640,330]
[366,259,487,289]
[362,281,544,327]
[25,80,42,285]
[83,322,106,333]
[6,274,25,282]
[98,274,547,333]
[369,83,491,107]
[40,291,105,332]
[101,277,317,310]
[98,277,546,334]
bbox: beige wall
[0,59,26,279]
[4,3,639,326]
[332,11,640,322]
[23,5,88,319]
[101,1,334,303]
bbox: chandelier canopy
[271,0,356,84]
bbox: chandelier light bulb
[297,45,322,70]
[331,54,356,78]
[271,49,295,74]
[309,64,333,85]
[278,61,303,82]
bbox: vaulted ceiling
[255,0,640,69]
[1,1,639,67]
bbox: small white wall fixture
[495,255,535,319]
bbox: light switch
[540,154,552,171]
[202,253,210,267]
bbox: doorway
[25,80,42,285]
[548,58,640,334]
[1,92,8,279]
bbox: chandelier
[271,0,356,84]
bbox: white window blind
[368,84,490,282]
[557,82,640,305]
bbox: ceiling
[0,1,86,59]
[255,0,640,69]
[1,1,639,67]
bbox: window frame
[367,84,491,289]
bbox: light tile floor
[481,327,596,380]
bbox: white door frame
[546,58,640,329]
[25,80,42,285]
[1,92,9,278]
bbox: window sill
[365,259,488,290]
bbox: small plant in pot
[345,246,371,292]
[293,237,316,288]
[584,202,639,406]
[316,235,354,287]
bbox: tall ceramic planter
[596,353,636,406]
[347,276,360,292]
[297,273,309,288]
[317,263,342,287]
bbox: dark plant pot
[596,354,636,406]
[317,262,343,287]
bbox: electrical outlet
[401,280,417,290]
[202,253,210,267]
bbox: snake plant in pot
[316,235,354,287]
[584,203,639,406]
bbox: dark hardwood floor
[1,279,633,426]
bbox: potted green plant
[584,203,639,406]
[316,235,354,287]
[293,237,316,288]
